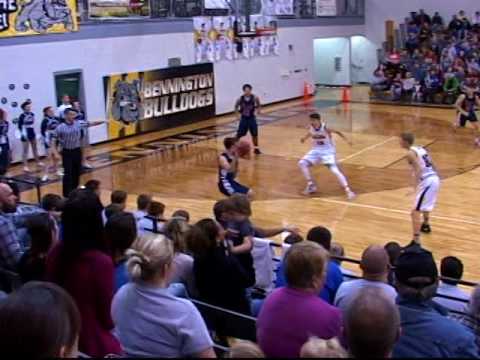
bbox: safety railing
[270,242,476,315]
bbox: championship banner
[0,0,78,38]
[316,0,336,16]
[88,0,150,19]
[103,63,215,140]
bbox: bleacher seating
[1,180,478,356]
[371,9,480,105]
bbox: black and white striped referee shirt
[55,121,86,150]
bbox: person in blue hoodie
[276,226,343,304]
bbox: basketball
[236,140,251,158]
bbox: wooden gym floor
[15,92,480,283]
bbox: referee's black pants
[62,148,82,198]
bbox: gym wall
[0,20,364,161]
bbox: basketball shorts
[459,112,478,127]
[237,116,258,138]
[414,175,440,212]
[302,149,336,166]
[218,178,250,197]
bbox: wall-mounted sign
[104,63,216,140]
[0,0,78,38]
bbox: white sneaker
[83,163,93,169]
[41,175,49,182]
[303,182,317,195]
[346,189,356,200]
[57,169,64,176]
[23,166,31,173]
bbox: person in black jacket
[18,213,57,283]
[189,218,252,315]
[417,9,431,25]
[432,12,443,26]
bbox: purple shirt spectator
[257,287,342,357]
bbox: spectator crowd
[0,176,479,358]
[371,9,480,105]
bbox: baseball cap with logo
[395,247,438,288]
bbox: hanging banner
[194,15,279,63]
[261,0,293,16]
[0,0,78,38]
[316,0,336,16]
[103,63,216,140]
[194,17,216,63]
[88,0,150,20]
[212,16,235,61]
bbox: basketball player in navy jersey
[454,85,480,146]
[218,137,253,198]
[400,133,440,246]
[235,84,261,155]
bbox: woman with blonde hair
[111,234,215,358]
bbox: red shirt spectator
[47,246,121,357]
[424,49,438,63]
[46,189,121,357]
[454,57,466,69]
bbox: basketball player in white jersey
[400,133,441,246]
[299,113,356,199]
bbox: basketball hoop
[235,30,258,38]
[256,27,277,36]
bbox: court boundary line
[317,198,480,226]
[339,136,397,163]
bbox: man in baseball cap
[395,246,438,289]
[393,247,478,358]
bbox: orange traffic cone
[303,82,312,106]
[342,87,351,103]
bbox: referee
[56,108,102,197]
